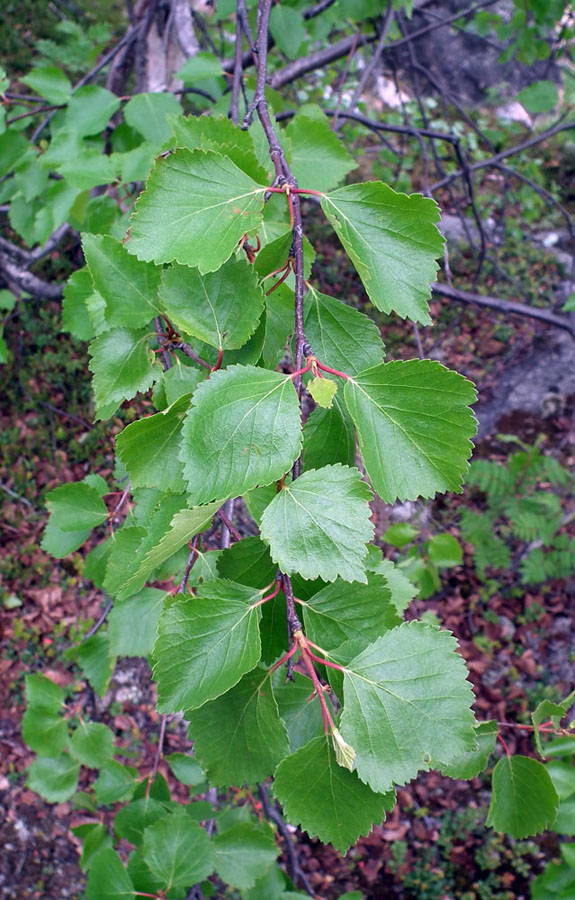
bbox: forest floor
[1,228,575,900]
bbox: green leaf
[541,737,575,759]
[487,755,559,838]
[159,258,264,350]
[162,362,205,405]
[383,523,419,548]
[176,52,225,83]
[213,823,279,890]
[517,80,559,114]
[301,573,400,650]
[109,588,167,657]
[22,707,68,757]
[0,289,16,311]
[86,849,135,900]
[217,537,276,588]
[180,365,301,505]
[62,268,97,341]
[69,721,114,768]
[95,761,137,804]
[304,287,384,376]
[25,673,64,712]
[273,735,395,854]
[114,142,158,184]
[41,518,92,558]
[344,360,477,502]
[532,858,575,900]
[82,234,161,329]
[187,667,289,787]
[126,846,165,897]
[58,151,119,191]
[28,754,80,803]
[547,761,575,802]
[341,622,476,792]
[72,822,112,871]
[321,183,444,324]
[439,720,498,779]
[89,327,161,417]
[45,481,108,533]
[103,526,147,596]
[168,113,267,183]
[128,149,265,272]
[555,798,575,836]
[0,131,28,177]
[114,797,167,844]
[302,399,356,470]
[307,375,338,409]
[65,86,121,137]
[427,533,463,567]
[269,5,305,59]
[123,91,183,144]
[153,579,263,712]
[21,66,72,105]
[165,753,206,788]
[75,633,115,697]
[286,114,356,192]
[116,395,190,492]
[532,693,575,755]
[260,464,374,583]
[143,810,214,892]
[119,502,219,599]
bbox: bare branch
[432,282,575,339]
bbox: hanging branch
[432,282,575,339]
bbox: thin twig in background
[258,783,315,895]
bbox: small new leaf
[308,375,337,409]
[331,728,356,771]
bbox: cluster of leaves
[4,1,574,894]
[472,0,573,66]
[460,438,574,586]
[381,521,463,600]
[22,674,324,900]
[27,93,572,867]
